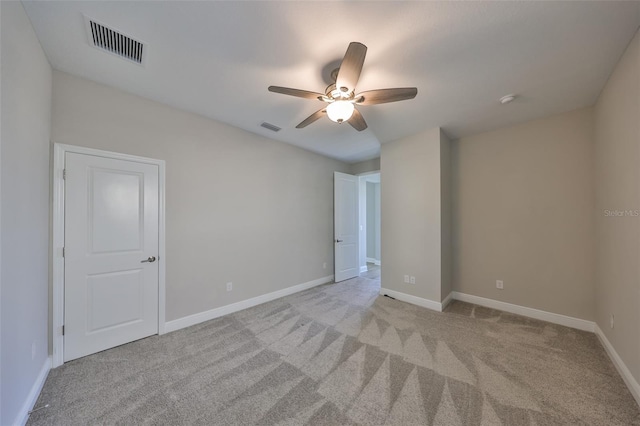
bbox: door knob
[336,239,343,243]
[141,256,157,263]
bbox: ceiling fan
[268,42,418,131]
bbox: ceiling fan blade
[268,86,324,101]
[296,108,326,128]
[336,42,367,94]
[348,108,367,131]
[355,87,418,105]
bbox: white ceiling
[23,1,640,163]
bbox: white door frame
[52,143,166,368]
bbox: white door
[334,172,360,282]
[64,152,159,362]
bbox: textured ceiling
[23,1,640,163]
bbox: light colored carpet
[29,275,639,425]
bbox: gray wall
[358,178,367,272]
[375,184,381,261]
[381,128,445,302]
[594,28,640,381]
[452,107,596,320]
[52,71,349,322]
[0,2,52,424]
[350,158,380,175]
[440,131,452,301]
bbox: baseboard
[380,287,443,312]
[15,356,51,426]
[165,275,334,333]
[359,265,368,273]
[441,291,453,310]
[379,290,594,332]
[451,292,595,332]
[594,324,640,406]
[366,258,381,266]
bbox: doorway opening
[359,172,381,281]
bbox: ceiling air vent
[84,16,146,66]
[260,122,281,132]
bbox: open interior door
[334,172,360,282]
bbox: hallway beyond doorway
[360,262,380,280]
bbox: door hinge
[62,247,65,258]
[62,325,65,336]
[63,169,66,180]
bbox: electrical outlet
[610,314,615,329]
[226,282,233,292]
[32,342,36,360]
[323,262,327,269]
[496,280,504,289]
[410,276,416,284]
[404,275,410,283]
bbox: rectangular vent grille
[260,122,281,132]
[87,19,144,65]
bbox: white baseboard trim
[16,356,51,426]
[380,287,443,312]
[366,258,381,266]
[594,324,640,406]
[165,275,334,333]
[441,291,453,310]
[359,265,368,273]
[451,292,595,332]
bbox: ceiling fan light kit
[326,100,355,123]
[268,41,418,131]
